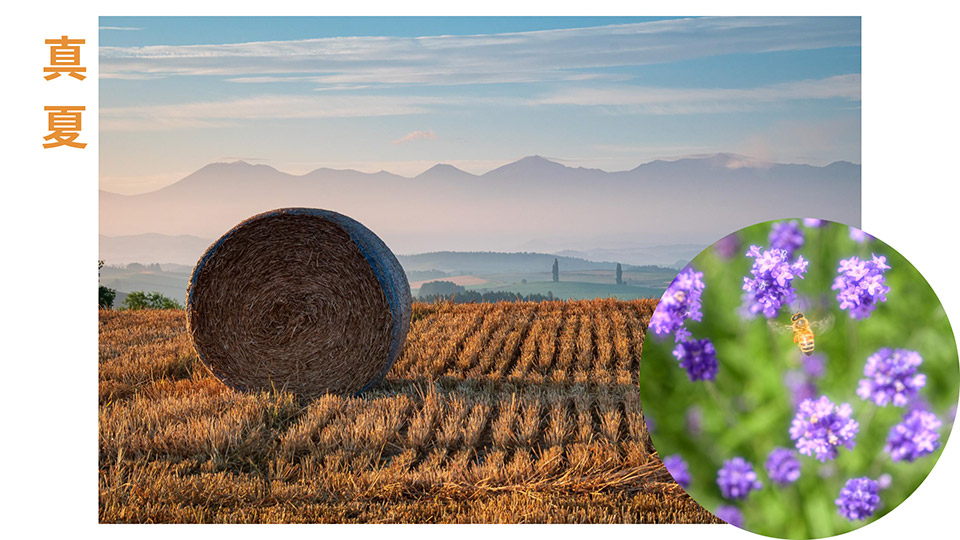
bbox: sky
[99,16,861,195]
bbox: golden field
[99,299,719,523]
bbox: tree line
[99,260,182,310]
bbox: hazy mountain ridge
[100,153,860,253]
[99,233,680,272]
[100,233,215,266]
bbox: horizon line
[99,152,862,196]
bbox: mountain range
[100,153,860,256]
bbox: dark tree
[418,280,466,298]
[99,260,116,309]
[122,291,183,310]
[616,263,623,285]
[552,258,559,282]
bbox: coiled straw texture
[187,208,411,397]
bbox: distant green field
[470,280,663,300]
[468,269,674,289]
[101,262,675,305]
[100,267,191,304]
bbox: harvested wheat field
[99,299,720,524]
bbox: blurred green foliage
[121,290,183,310]
[639,220,958,539]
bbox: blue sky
[99,16,861,194]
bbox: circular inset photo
[638,219,959,538]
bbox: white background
[1,2,956,539]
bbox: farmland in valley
[99,300,719,523]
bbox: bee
[789,312,816,356]
[769,312,833,357]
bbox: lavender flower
[784,370,818,407]
[663,455,691,489]
[765,447,801,485]
[673,338,718,382]
[714,505,744,528]
[644,414,656,434]
[742,245,809,318]
[651,266,705,342]
[835,477,880,521]
[857,348,926,407]
[789,395,859,462]
[802,354,826,379]
[717,457,763,500]
[832,254,891,319]
[885,409,942,462]
[714,232,741,260]
[803,218,825,228]
[849,227,875,243]
[686,405,703,437]
[877,473,892,490]
[907,394,931,413]
[769,220,805,259]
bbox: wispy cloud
[218,156,270,163]
[100,73,859,132]
[391,130,437,145]
[100,17,859,87]
[538,75,860,114]
[99,26,142,31]
[100,73,164,80]
[100,95,448,131]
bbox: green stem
[854,404,884,477]
[706,380,739,428]
[846,316,858,378]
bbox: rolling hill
[99,154,860,255]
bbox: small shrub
[122,291,183,310]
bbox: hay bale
[186,208,411,397]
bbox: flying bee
[768,312,834,357]
[789,312,816,356]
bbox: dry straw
[187,208,411,397]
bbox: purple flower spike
[836,477,880,521]
[717,457,763,500]
[769,220,805,259]
[651,266,706,342]
[803,218,825,228]
[877,473,892,490]
[802,354,826,379]
[672,338,718,382]
[784,370,818,407]
[907,395,931,413]
[790,395,859,462]
[742,245,808,318]
[714,505,744,528]
[686,405,703,437]
[857,348,926,407]
[714,232,741,260]
[663,455,691,489]
[832,254,890,320]
[765,447,801,485]
[885,409,942,462]
[645,414,656,434]
[849,227,874,243]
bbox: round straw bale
[186,208,411,397]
